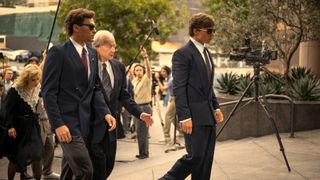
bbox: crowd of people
[0,7,224,180]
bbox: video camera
[230,38,277,65]
[151,68,162,96]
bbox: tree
[57,0,188,64]
[204,0,320,79]
[0,0,17,7]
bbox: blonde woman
[1,64,42,180]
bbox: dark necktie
[102,63,112,100]
[81,48,88,73]
[203,47,212,80]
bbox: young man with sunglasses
[159,13,224,180]
[42,8,116,180]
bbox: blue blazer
[173,40,220,126]
[90,59,142,143]
[42,40,110,137]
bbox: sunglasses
[199,28,215,34]
[80,23,96,30]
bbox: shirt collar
[190,37,208,54]
[70,37,88,57]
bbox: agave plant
[261,72,286,95]
[236,73,254,97]
[289,76,320,101]
[216,72,239,95]
[289,67,314,81]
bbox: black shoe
[135,154,149,159]
[21,171,33,179]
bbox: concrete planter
[216,97,320,141]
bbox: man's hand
[140,113,153,127]
[181,120,193,135]
[8,128,17,138]
[55,125,72,143]
[105,114,116,131]
[214,109,224,123]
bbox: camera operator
[155,66,182,144]
[154,66,171,107]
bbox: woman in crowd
[1,64,42,180]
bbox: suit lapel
[67,41,85,71]
[109,60,119,99]
[204,48,214,84]
[188,41,211,94]
[87,48,96,84]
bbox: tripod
[217,63,291,172]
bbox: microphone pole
[46,0,62,52]
[126,22,159,74]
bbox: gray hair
[92,30,116,47]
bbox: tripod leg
[217,79,255,138]
[258,98,291,172]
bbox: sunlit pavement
[1,102,320,180]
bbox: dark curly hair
[65,8,95,36]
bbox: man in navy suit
[91,30,153,179]
[42,8,116,180]
[160,13,224,180]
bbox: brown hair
[65,8,95,36]
[188,13,215,36]
[133,64,145,75]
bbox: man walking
[42,8,116,180]
[91,30,153,179]
[160,13,224,180]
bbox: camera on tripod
[230,38,277,65]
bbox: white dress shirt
[70,38,91,78]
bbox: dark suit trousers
[134,104,152,156]
[89,129,114,180]
[88,131,116,180]
[163,125,216,180]
[60,136,93,180]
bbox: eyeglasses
[199,28,215,34]
[80,23,96,30]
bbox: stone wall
[216,98,320,141]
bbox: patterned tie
[81,48,88,73]
[203,47,212,80]
[102,63,112,100]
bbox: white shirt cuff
[180,118,191,123]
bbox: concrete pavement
[1,104,320,179]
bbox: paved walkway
[1,104,320,179]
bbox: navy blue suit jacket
[90,59,142,143]
[173,40,220,126]
[42,40,110,137]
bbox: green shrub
[236,73,254,97]
[261,72,286,95]
[215,67,320,101]
[289,76,320,101]
[216,72,239,95]
[289,67,314,81]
